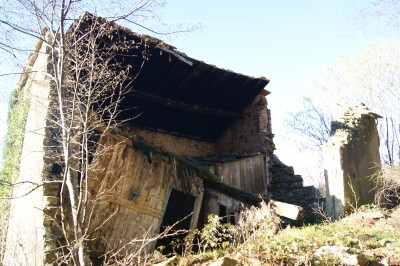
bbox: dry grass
[374,165,400,207]
[147,203,400,266]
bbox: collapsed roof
[74,13,270,141]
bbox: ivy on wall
[0,84,30,261]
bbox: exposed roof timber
[246,79,266,97]
[203,179,262,206]
[128,90,242,118]
[183,66,218,103]
[219,78,254,109]
[208,73,240,107]
[150,60,181,94]
[74,13,271,140]
[168,63,202,99]
[160,47,193,66]
[259,89,271,96]
[194,71,233,104]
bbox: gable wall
[4,41,50,266]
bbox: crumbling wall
[323,104,381,221]
[216,95,274,157]
[269,155,323,224]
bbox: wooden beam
[219,78,252,109]
[107,196,163,218]
[204,179,262,206]
[194,71,232,104]
[270,200,304,221]
[151,60,181,94]
[160,47,193,66]
[128,90,241,118]
[184,66,224,104]
[168,63,201,99]
[259,89,271,96]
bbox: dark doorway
[156,189,196,254]
[219,204,227,224]
[219,204,236,225]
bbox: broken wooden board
[271,200,304,221]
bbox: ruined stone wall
[269,155,323,224]
[4,40,50,266]
[324,105,381,221]
[216,95,274,157]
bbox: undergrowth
[152,204,400,266]
[374,164,400,207]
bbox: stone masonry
[269,155,324,224]
[323,104,381,221]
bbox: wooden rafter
[127,90,241,118]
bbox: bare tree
[285,97,332,152]
[356,0,400,33]
[0,1,189,265]
[286,43,400,164]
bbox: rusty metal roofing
[77,14,270,141]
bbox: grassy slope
[169,206,400,266]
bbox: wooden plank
[88,201,120,254]
[204,179,261,206]
[216,155,266,194]
[258,89,271,96]
[127,89,241,118]
[190,186,204,231]
[271,200,304,221]
[107,196,162,219]
[160,47,193,66]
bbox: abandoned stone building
[4,13,317,265]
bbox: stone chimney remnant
[323,104,382,220]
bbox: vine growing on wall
[0,83,30,262]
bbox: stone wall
[269,155,323,224]
[4,39,50,266]
[4,35,67,265]
[323,104,381,221]
[216,95,275,157]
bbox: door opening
[156,189,196,254]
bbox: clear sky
[141,0,395,178]
[0,0,396,175]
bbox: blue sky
[0,0,396,174]
[150,0,395,174]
